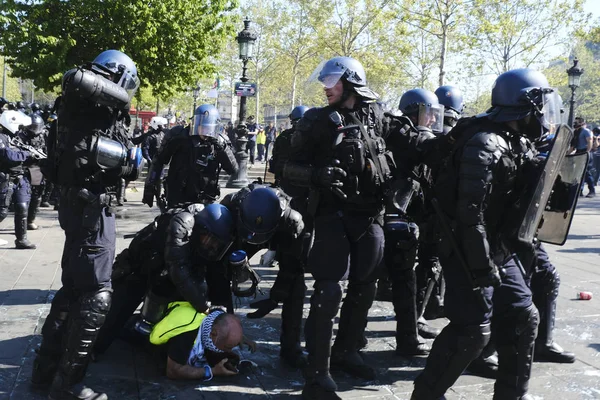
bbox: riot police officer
[143,104,237,209]
[32,50,143,400]
[411,68,566,400]
[0,110,37,249]
[142,116,167,164]
[283,57,396,399]
[17,113,48,230]
[381,89,446,357]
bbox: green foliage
[0,56,22,101]
[0,0,238,97]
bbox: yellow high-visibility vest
[149,301,207,345]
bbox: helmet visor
[308,60,344,89]
[418,104,445,134]
[116,71,140,100]
[192,114,219,138]
[538,89,562,135]
[197,231,233,261]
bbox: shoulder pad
[466,131,509,153]
[168,211,195,240]
[295,107,325,132]
[217,132,230,146]
[186,203,205,215]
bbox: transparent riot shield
[517,124,573,244]
[537,152,588,245]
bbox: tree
[467,0,587,74]
[0,0,238,97]
[395,0,470,86]
[0,56,22,101]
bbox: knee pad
[79,288,113,328]
[454,322,491,354]
[0,209,7,222]
[495,304,539,348]
[531,267,560,301]
[313,281,343,316]
[14,202,28,216]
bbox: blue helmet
[399,89,445,133]
[192,104,221,139]
[487,68,563,138]
[435,85,464,118]
[312,57,378,100]
[289,105,309,122]
[92,50,140,98]
[238,187,282,245]
[193,204,234,261]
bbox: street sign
[235,82,257,97]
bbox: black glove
[247,298,278,319]
[312,164,347,188]
[472,263,502,288]
[142,181,158,207]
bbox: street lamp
[227,17,258,188]
[567,58,584,128]
[192,84,201,114]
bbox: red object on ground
[577,291,593,300]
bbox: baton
[418,266,441,320]
[430,198,488,311]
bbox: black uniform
[284,101,396,389]
[147,125,237,208]
[32,66,141,397]
[412,117,539,400]
[18,129,47,229]
[0,130,34,248]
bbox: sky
[584,0,600,19]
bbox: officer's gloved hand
[472,263,502,288]
[247,298,278,319]
[312,163,347,188]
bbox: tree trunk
[439,27,448,86]
[291,59,299,108]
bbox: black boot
[280,276,308,368]
[32,289,70,388]
[28,194,42,230]
[14,203,36,249]
[493,305,539,400]
[48,289,111,400]
[303,281,342,400]
[534,287,575,363]
[331,282,377,380]
[412,323,491,399]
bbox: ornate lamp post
[567,58,584,128]
[192,84,201,115]
[227,17,257,188]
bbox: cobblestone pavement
[1,176,599,399]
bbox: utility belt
[61,186,116,228]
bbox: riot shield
[517,124,572,244]
[537,152,588,245]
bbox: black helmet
[399,89,445,134]
[16,101,26,111]
[26,114,45,136]
[238,187,282,245]
[7,102,16,110]
[29,102,41,113]
[435,85,464,119]
[0,97,7,109]
[487,68,561,136]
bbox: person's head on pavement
[211,312,243,353]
